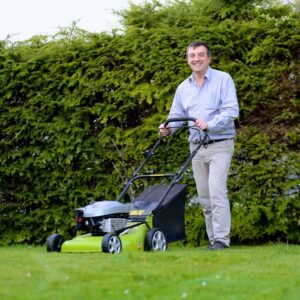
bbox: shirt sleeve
[206,75,239,133]
[167,87,187,134]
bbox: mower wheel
[46,234,65,252]
[145,228,167,251]
[102,233,122,254]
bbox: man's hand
[158,123,171,136]
[195,118,208,130]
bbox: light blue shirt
[168,66,239,143]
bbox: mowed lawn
[0,244,299,300]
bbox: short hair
[186,41,211,58]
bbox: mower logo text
[130,210,145,216]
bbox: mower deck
[61,221,148,253]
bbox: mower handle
[164,117,196,127]
[118,116,209,202]
[164,117,208,133]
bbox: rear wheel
[102,233,122,254]
[145,228,167,251]
[46,234,65,252]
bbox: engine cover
[80,201,131,218]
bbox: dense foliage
[0,0,299,245]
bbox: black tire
[102,233,122,254]
[145,228,167,251]
[46,234,65,252]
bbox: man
[159,41,239,250]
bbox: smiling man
[159,41,239,250]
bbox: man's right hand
[158,123,171,136]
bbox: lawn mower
[46,117,209,254]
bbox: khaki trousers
[190,139,234,246]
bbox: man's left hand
[195,118,208,130]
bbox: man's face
[187,45,211,75]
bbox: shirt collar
[189,66,212,84]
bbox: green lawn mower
[46,117,209,254]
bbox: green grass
[0,244,299,300]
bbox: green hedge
[0,0,299,245]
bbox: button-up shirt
[168,66,239,143]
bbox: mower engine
[75,201,130,235]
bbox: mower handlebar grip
[164,117,197,126]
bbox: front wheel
[46,234,65,252]
[102,233,122,254]
[145,228,167,251]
